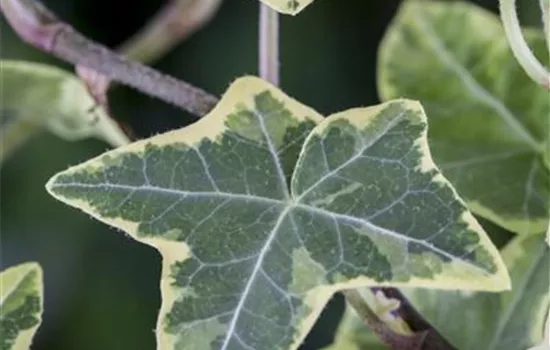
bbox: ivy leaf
[377,1,550,235]
[400,232,550,350]
[258,0,314,15]
[46,76,509,350]
[0,262,44,350]
[0,60,130,162]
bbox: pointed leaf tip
[46,76,510,350]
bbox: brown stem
[371,288,458,350]
[77,0,224,108]
[0,0,219,117]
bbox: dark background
[0,0,538,349]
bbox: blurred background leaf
[0,0,541,349]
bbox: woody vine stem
[0,0,455,349]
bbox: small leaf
[0,60,130,162]
[377,1,550,234]
[257,0,314,15]
[0,262,44,350]
[46,76,509,350]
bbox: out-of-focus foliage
[0,0,541,349]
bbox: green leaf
[377,1,550,235]
[257,0,314,15]
[400,233,550,350]
[0,60,130,162]
[46,76,509,350]
[526,308,549,350]
[0,262,44,350]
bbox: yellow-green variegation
[377,1,550,235]
[0,262,44,350]
[46,76,509,350]
[0,60,129,163]
[330,233,549,350]
[402,233,550,350]
[257,0,314,15]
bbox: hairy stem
[259,2,279,85]
[0,0,219,116]
[77,0,223,124]
[499,0,550,89]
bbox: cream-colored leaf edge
[45,76,324,350]
[376,1,549,235]
[0,262,44,350]
[46,78,510,350]
[300,99,511,292]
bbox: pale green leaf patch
[0,60,130,162]
[401,233,549,350]
[46,76,509,350]
[0,262,44,350]
[257,0,314,15]
[377,1,550,235]
[329,233,549,350]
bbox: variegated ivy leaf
[0,262,44,350]
[377,1,550,235]
[0,60,129,163]
[257,0,314,15]
[46,76,509,350]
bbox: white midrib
[219,108,291,349]
[219,206,292,350]
[295,110,407,202]
[51,181,491,276]
[415,17,542,152]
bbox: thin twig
[371,288,457,350]
[499,0,550,89]
[259,2,279,85]
[77,0,223,129]
[0,0,219,116]
[341,289,428,350]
